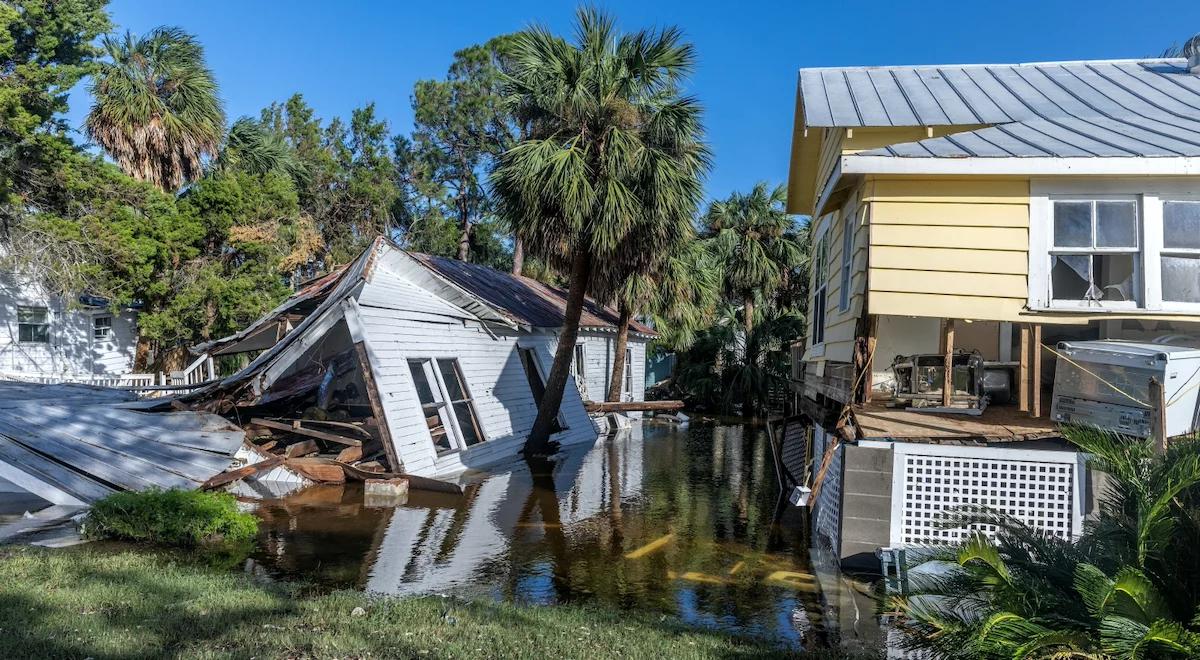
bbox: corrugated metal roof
[799,59,1200,158]
[411,254,657,336]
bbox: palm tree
[704,183,805,338]
[491,8,709,453]
[215,117,302,179]
[603,236,719,401]
[86,27,225,192]
[892,428,1200,659]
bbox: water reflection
[251,421,877,648]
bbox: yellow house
[781,55,1200,569]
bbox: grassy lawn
[0,545,878,659]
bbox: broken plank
[584,400,685,413]
[284,439,319,458]
[284,457,346,483]
[336,461,463,494]
[248,418,362,447]
[201,455,285,490]
[335,445,363,463]
[278,418,373,438]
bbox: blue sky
[66,0,1200,205]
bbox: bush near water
[84,488,258,548]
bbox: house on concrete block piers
[188,237,655,479]
[780,55,1200,570]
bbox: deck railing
[1,353,217,398]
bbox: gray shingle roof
[799,59,1200,158]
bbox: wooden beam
[248,418,362,447]
[201,455,284,490]
[584,400,684,413]
[1018,324,1030,413]
[284,439,318,458]
[1031,324,1043,418]
[863,315,879,403]
[354,342,402,472]
[942,319,956,407]
[1149,377,1168,453]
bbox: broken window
[1050,200,1138,305]
[17,306,48,343]
[518,348,563,433]
[1162,201,1200,304]
[623,347,634,399]
[408,358,485,455]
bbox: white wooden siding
[576,332,647,405]
[0,273,136,377]
[354,265,597,479]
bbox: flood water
[248,421,886,652]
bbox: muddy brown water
[248,421,886,651]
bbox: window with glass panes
[17,306,49,343]
[1161,201,1200,305]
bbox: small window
[623,348,634,399]
[571,343,586,380]
[1162,201,1200,303]
[93,316,113,340]
[838,212,853,312]
[17,306,49,343]
[811,233,828,345]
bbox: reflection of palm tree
[520,456,573,601]
[607,437,624,551]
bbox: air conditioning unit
[1051,340,1200,438]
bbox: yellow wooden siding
[806,186,869,364]
[814,128,844,202]
[862,177,1033,324]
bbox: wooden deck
[854,401,1059,442]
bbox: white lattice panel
[811,427,843,554]
[877,442,1084,546]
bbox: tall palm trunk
[527,249,592,454]
[512,236,524,276]
[606,301,632,402]
[742,296,756,419]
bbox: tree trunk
[456,193,471,261]
[511,236,525,276]
[606,301,632,402]
[134,335,154,372]
[742,297,756,420]
[526,249,592,455]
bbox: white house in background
[191,237,655,478]
[0,272,138,379]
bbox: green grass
[0,546,879,659]
[84,489,258,549]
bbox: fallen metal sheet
[0,383,245,504]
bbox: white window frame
[1046,195,1141,310]
[93,315,113,340]
[1158,197,1200,312]
[17,305,49,344]
[810,215,832,348]
[1029,180,1200,315]
[408,357,487,456]
[838,209,853,312]
[622,347,634,400]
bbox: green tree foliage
[406,36,518,264]
[491,8,709,451]
[892,428,1200,659]
[86,26,225,191]
[0,0,110,227]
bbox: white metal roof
[799,59,1200,158]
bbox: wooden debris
[249,418,362,447]
[284,439,319,458]
[335,445,363,463]
[201,455,285,490]
[584,400,685,413]
[284,457,346,483]
[356,460,385,473]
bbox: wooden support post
[1031,324,1043,418]
[1149,377,1168,454]
[1018,324,1030,413]
[354,341,401,473]
[942,319,956,407]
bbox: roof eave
[841,154,1200,177]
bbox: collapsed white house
[187,237,656,479]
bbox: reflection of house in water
[365,425,645,596]
[188,237,655,479]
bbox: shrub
[84,488,258,549]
